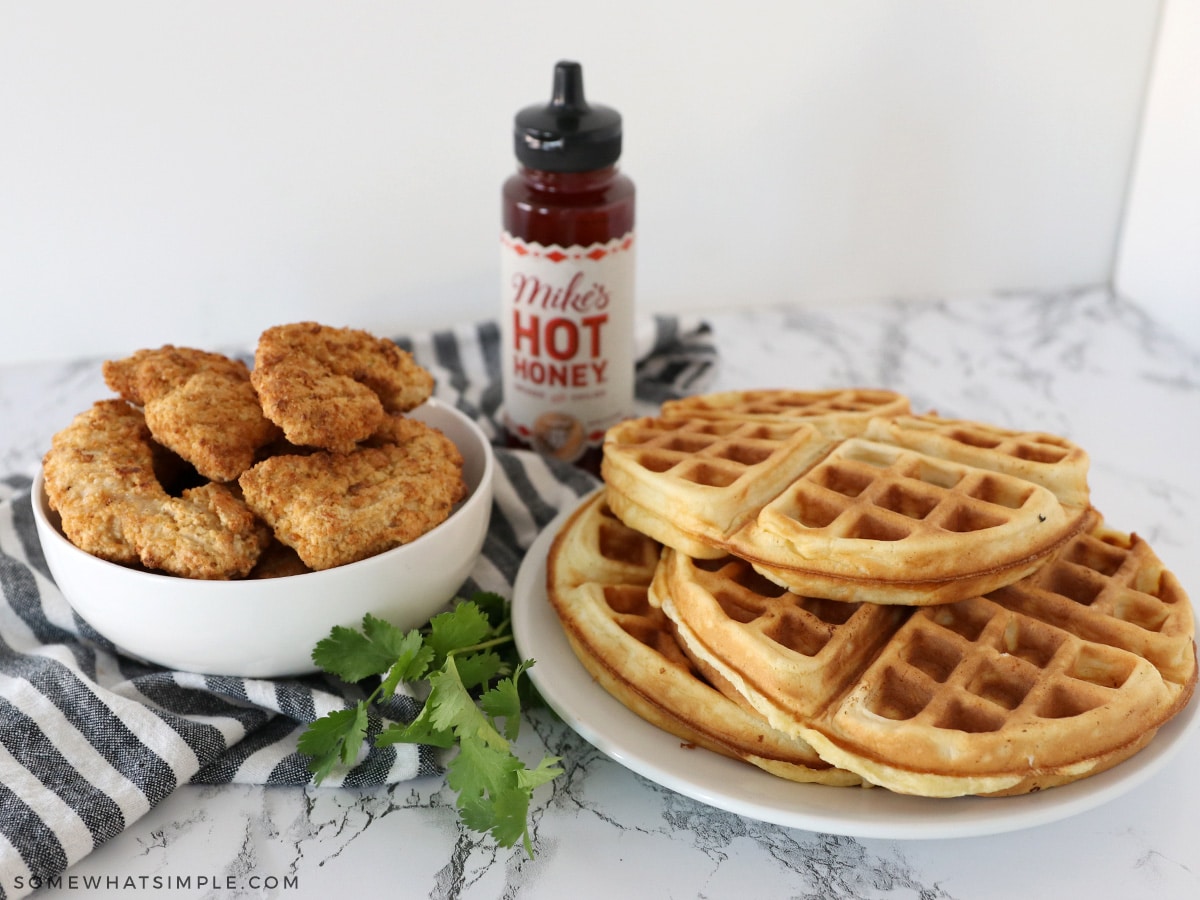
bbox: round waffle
[661,387,911,435]
[546,490,862,786]
[603,389,1092,605]
[653,511,1197,797]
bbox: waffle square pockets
[543,388,1199,798]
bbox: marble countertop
[2,287,1198,899]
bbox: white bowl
[32,399,495,678]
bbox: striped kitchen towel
[0,315,715,898]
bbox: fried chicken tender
[238,415,465,570]
[250,322,434,453]
[103,345,279,482]
[42,400,271,579]
[247,540,313,579]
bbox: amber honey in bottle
[500,60,635,473]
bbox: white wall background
[0,1,1177,364]
[1115,0,1200,347]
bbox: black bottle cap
[513,61,622,173]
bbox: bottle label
[500,231,636,463]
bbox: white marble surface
[2,287,1198,899]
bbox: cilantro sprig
[297,592,561,856]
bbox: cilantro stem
[447,634,513,658]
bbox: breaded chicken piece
[238,417,465,570]
[103,345,279,482]
[250,322,434,453]
[42,400,160,565]
[248,540,313,579]
[42,400,271,579]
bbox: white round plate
[511,493,1200,840]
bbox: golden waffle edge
[545,490,863,786]
[652,511,1196,796]
[602,389,1094,606]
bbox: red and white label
[500,231,636,462]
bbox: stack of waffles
[545,389,1197,796]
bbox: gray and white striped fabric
[0,315,715,897]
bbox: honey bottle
[500,60,636,473]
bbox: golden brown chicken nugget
[42,399,160,565]
[250,322,434,453]
[103,345,279,482]
[238,418,464,570]
[42,400,271,579]
[247,540,313,579]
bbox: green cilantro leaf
[312,613,420,683]
[448,733,522,797]
[449,739,523,833]
[517,755,564,792]
[425,602,493,669]
[470,590,510,629]
[296,705,368,783]
[425,657,508,750]
[453,649,506,692]
[379,632,435,697]
[376,706,456,749]
[480,675,524,742]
